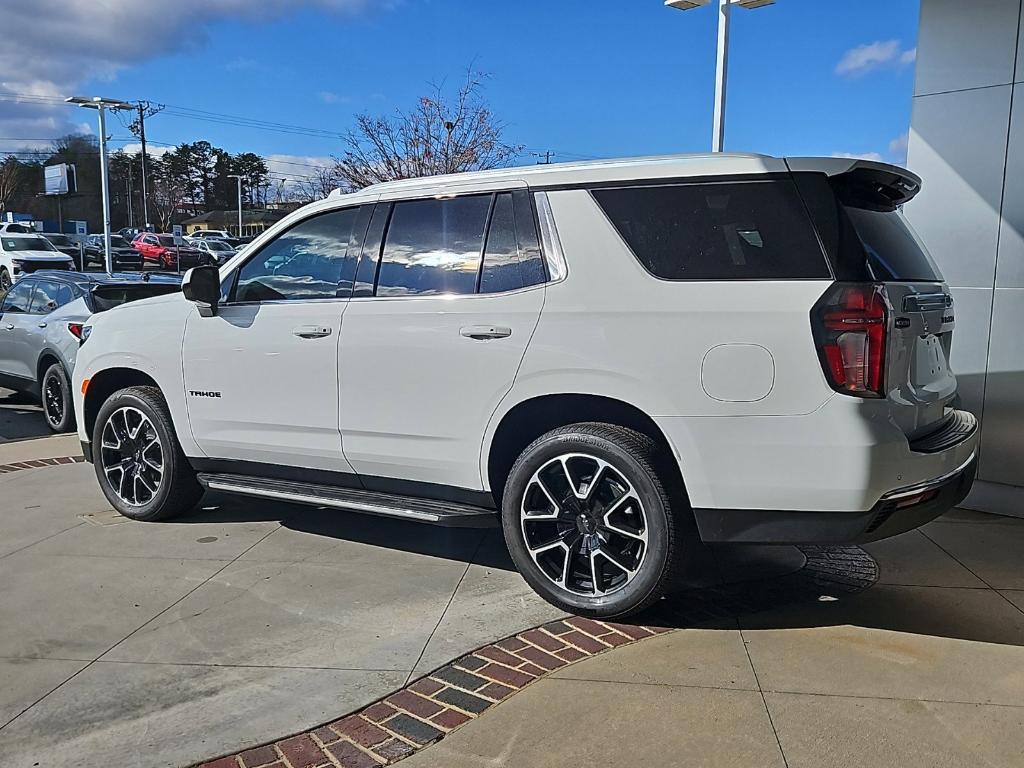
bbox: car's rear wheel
[501,423,689,618]
[92,386,203,522]
[0,268,11,291]
[41,363,74,433]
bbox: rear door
[795,168,956,438]
[338,187,546,491]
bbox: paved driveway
[0,462,563,768]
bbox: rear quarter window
[591,180,831,280]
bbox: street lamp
[66,96,133,274]
[227,174,244,238]
[665,0,775,153]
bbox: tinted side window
[30,280,63,314]
[513,190,546,286]
[234,207,359,302]
[377,195,490,296]
[480,193,523,294]
[1,280,34,313]
[592,180,831,280]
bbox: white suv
[71,154,978,617]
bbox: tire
[0,268,11,291]
[92,385,203,521]
[41,363,74,433]
[501,423,689,618]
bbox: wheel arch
[83,367,161,441]
[36,349,68,383]
[485,393,689,509]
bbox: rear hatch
[791,163,958,442]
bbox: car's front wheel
[41,363,74,433]
[502,423,689,618]
[92,386,203,521]
[0,268,11,291]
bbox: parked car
[192,238,237,264]
[0,222,35,234]
[0,233,74,290]
[41,233,81,260]
[132,233,208,270]
[85,234,144,270]
[72,154,979,618]
[0,271,181,432]
[119,227,144,242]
[188,229,232,241]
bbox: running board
[196,473,498,528]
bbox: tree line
[0,70,522,233]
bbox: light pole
[665,0,775,153]
[66,96,133,274]
[227,174,244,238]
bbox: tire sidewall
[92,390,183,521]
[0,268,11,291]
[501,429,672,617]
[42,364,73,433]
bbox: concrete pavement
[403,512,1024,768]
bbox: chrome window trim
[534,191,567,283]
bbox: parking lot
[1,391,1022,768]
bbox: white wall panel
[979,289,1024,485]
[996,84,1024,288]
[906,86,1012,289]
[946,286,993,419]
[916,0,1020,95]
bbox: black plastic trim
[187,457,496,509]
[80,440,93,464]
[693,456,977,545]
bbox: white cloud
[0,0,382,140]
[835,40,917,78]
[889,132,910,163]
[318,90,348,104]
[832,151,885,162]
[114,143,171,158]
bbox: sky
[0,0,921,188]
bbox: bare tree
[0,157,23,212]
[291,165,342,202]
[333,70,523,191]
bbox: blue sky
[7,0,921,184]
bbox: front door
[0,279,40,386]
[339,188,547,492]
[181,206,363,474]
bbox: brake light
[811,283,887,398]
[67,322,84,340]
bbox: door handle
[37,322,47,329]
[3,323,13,330]
[460,325,512,340]
[292,325,332,339]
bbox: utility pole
[67,96,134,274]
[129,101,164,230]
[536,151,554,165]
[227,174,244,237]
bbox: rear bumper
[694,453,977,544]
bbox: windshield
[46,235,72,246]
[2,236,57,252]
[207,241,232,251]
[89,283,181,312]
[109,236,129,248]
[156,235,178,247]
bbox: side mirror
[181,266,220,317]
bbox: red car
[132,233,209,270]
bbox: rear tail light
[811,283,887,398]
[67,322,84,340]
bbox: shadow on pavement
[0,388,50,443]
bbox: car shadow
[176,491,1024,649]
[0,387,51,442]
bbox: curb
[195,545,878,768]
[0,455,84,473]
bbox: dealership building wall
[906,0,1023,515]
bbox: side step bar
[196,473,498,528]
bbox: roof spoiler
[785,157,922,211]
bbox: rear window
[793,172,942,283]
[89,284,180,312]
[592,180,831,280]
